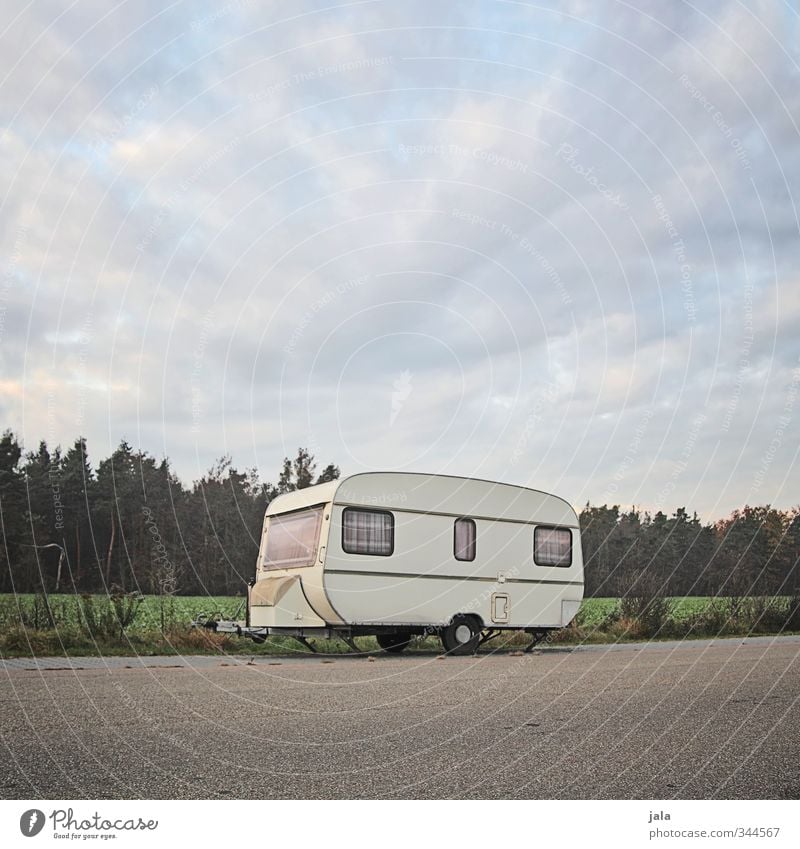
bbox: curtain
[343,509,394,555]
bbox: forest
[0,430,797,600]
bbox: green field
[0,593,794,657]
[0,594,720,631]
[0,593,245,635]
[575,596,720,625]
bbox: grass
[0,593,244,635]
[0,593,796,658]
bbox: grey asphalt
[1,636,798,799]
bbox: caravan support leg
[475,629,500,652]
[523,630,549,653]
[294,636,318,653]
[341,636,362,654]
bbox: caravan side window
[533,526,572,567]
[454,518,476,561]
[342,508,394,556]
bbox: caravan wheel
[441,616,481,655]
[376,632,411,653]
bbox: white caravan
[216,472,583,654]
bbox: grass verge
[1,593,797,658]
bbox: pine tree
[0,431,25,592]
[59,437,94,589]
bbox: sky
[1,0,798,519]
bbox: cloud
[1,0,797,517]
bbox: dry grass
[1,593,797,657]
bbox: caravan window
[263,506,323,570]
[534,526,572,567]
[454,518,476,561]
[342,508,394,556]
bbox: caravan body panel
[249,472,583,631]
[324,473,583,628]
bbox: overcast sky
[1,0,798,518]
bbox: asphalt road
[1,637,798,799]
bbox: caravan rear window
[533,526,572,567]
[342,508,394,556]
[263,506,323,570]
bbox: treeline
[581,505,799,599]
[0,431,338,596]
[0,430,798,599]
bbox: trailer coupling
[191,614,343,649]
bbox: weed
[77,590,144,640]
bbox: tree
[190,456,264,595]
[579,504,621,596]
[94,440,139,590]
[59,437,94,589]
[782,509,800,596]
[277,448,339,493]
[22,441,65,591]
[6,426,798,600]
[316,463,340,484]
[0,430,25,592]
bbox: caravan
[225,472,584,654]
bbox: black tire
[376,632,411,653]
[441,615,482,655]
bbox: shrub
[745,595,790,633]
[785,595,800,631]
[78,590,144,639]
[684,598,734,636]
[619,594,674,637]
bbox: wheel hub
[455,624,472,644]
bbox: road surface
[1,636,798,799]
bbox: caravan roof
[265,472,577,527]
